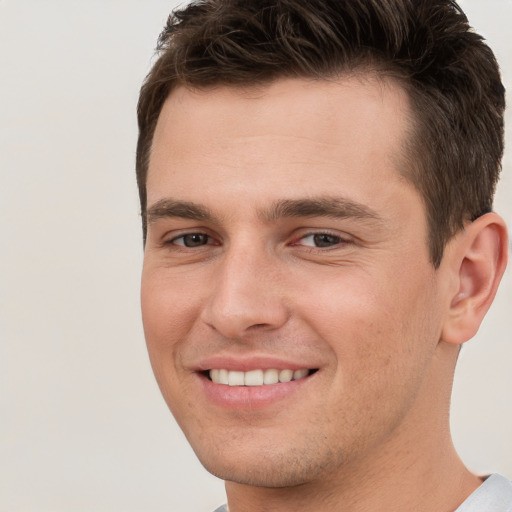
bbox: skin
[141,77,508,512]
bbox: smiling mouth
[206,368,317,386]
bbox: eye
[297,233,346,248]
[171,233,212,247]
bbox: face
[141,77,451,488]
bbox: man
[136,1,511,510]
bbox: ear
[440,213,508,345]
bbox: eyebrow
[145,196,382,225]
[146,199,214,224]
[262,197,382,224]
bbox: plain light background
[0,1,510,511]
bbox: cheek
[140,269,198,372]
[297,270,441,449]
[140,273,201,419]
[297,264,438,379]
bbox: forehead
[147,76,415,212]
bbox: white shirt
[455,474,512,512]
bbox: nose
[200,242,289,340]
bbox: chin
[203,460,316,488]
[192,439,342,489]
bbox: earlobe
[441,213,508,345]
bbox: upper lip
[195,354,320,372]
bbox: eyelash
[168,232,217,248]
[166,230,351,251]
[291,232,350,249]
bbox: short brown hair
[136,0,505,267]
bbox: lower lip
[198,372,315,410]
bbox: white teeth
[293,369,309,380]
[263,369,279,385]
[208,368,311,386]
[228,371,245,386]
[218,369,229,385]
[210,369,220,383]
[278,369,294,383]
[244,369,263,386]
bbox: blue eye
[173,233,211,247]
